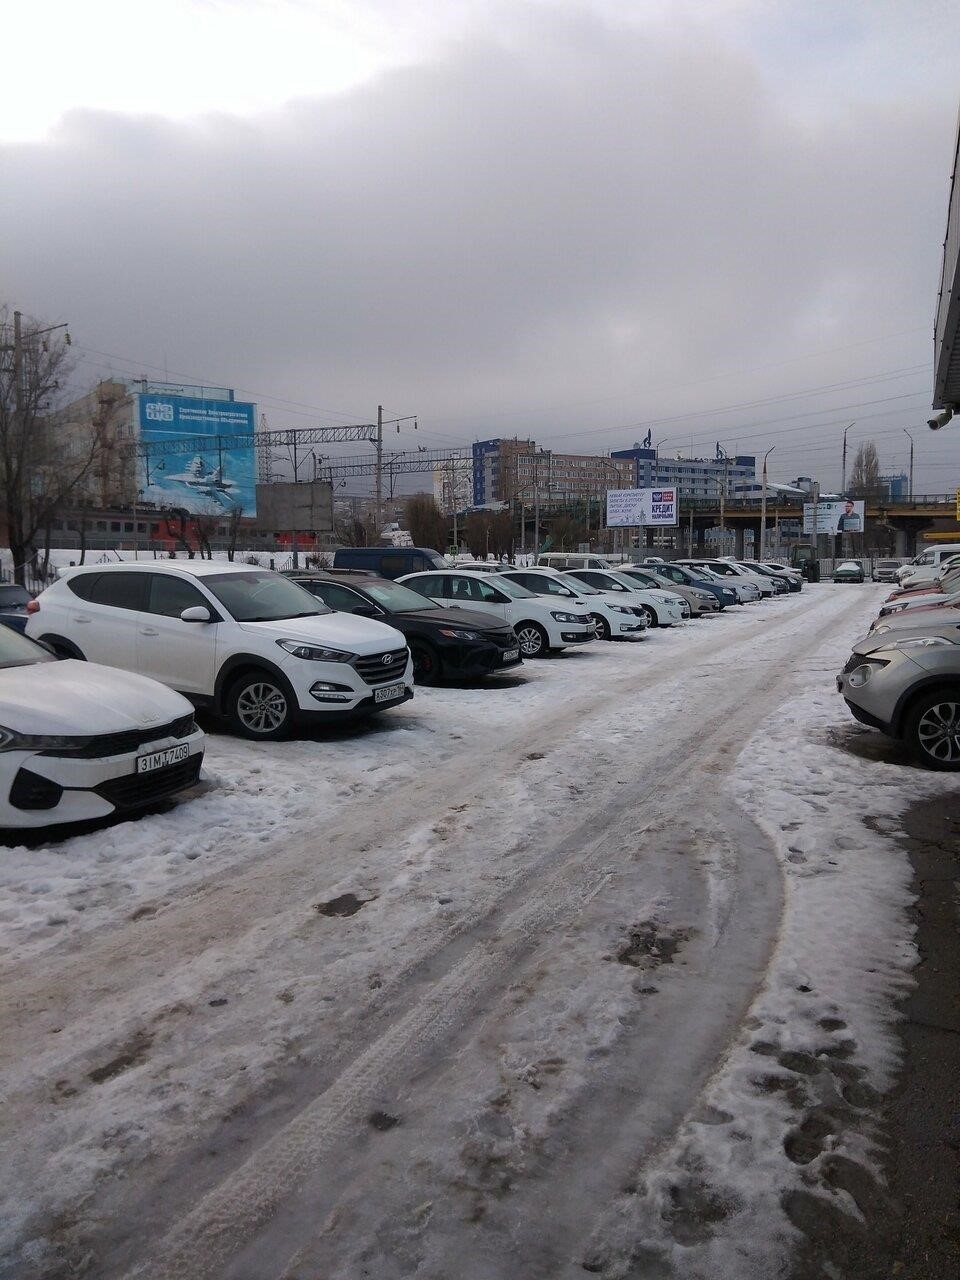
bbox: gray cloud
[3,3,959,489]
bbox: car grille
[94,755,203,810]
[842,653,865,674]
[480,629,518,650]
[354,648,409,686]
[39,713,197,759]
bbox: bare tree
[191,505,221,560]
[334,512,378,546]
[225,503,243,562]
[404,494,446,550]
[0,306,105,584]
[848,441,881,498]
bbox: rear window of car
[67,571,149,610]
[0,585,30,606]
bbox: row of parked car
[838,545,960,770]
[0,550,803,831]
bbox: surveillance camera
[927,407,954,430]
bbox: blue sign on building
[137,394,257,516]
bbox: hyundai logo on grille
[382,654,393,665]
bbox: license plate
[136,743,190,774]
[374,681,406,704]
[503,648,520,662]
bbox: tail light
[26,600,40,614]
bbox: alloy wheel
[236,682,289,734]
[916,700,960,764]
[516,625,546,657]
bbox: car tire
[226,670,294,740]
[410,639,442,684]
[515,621,549,658]
[903,688,960,770]
[40,635,85,660]
[641,605,658,627]
[592,613,611,640]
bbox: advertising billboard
[606,487,678,527]
[137,394,257,516]
[803,499,865,534]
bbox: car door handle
[71,615,91,623]
[140,627,160,636]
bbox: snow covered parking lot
[1,584,956,1279]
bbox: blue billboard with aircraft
[136,393,257,516]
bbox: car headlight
[439,628,480,640]
[550,611,582,623]
[610,604,633,614]
[847,658,890,687]
[722,589,736,600]
[0,725,95,753]
[277,639,351,661]
[694,591,712,601]
[892,636,956,650]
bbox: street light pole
[759,445,776,560]
[903,428,914,500]
[841,421,855,494]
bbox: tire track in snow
[114,591,872,1280]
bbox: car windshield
[0,585,31,607]
[204,571,330,621]
[622,569,658,587]
[483,575,535,599]
[604,571,645,591]
[0,626,51,668]
[553,572,599,595]
[364,580,440,612]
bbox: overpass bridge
[660,493,959,557]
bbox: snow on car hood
[237,612,407,655]
[0,659,193,736]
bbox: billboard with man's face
[803,499,865,534]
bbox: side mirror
[180,605,212,623]
[352,604,380,617]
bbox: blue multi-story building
[610,446,756,500]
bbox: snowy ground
[0,583,954,1280]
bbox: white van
[536,552,612,570]
[896,545,960,589]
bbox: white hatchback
[26,562,414,739]
[565,569,687,626]
[398,569,596,657]
[494,568,647,640]
[0,627,204,829]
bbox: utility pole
[841,421,855,494]
[759,445,776,560]
[903,428,914,500]
[374,404,383,536]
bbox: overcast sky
[4,0,960,492]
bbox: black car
[0,583,34,634]
[287,572,522,683]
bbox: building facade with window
[471,438,632,508]
[610,445,757,500]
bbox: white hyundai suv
[398,569,595,656]
[26,563,414,739]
